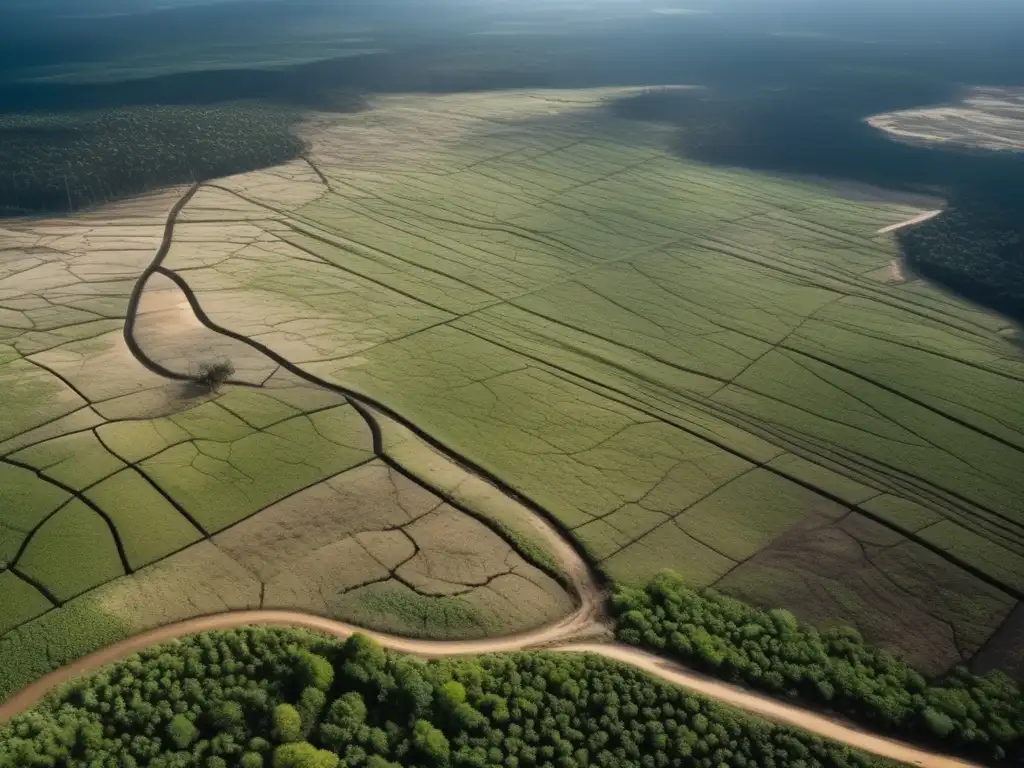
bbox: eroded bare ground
[867,86,1024,151]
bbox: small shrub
[195,359,235,391]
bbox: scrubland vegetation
[613,572,1023,763]
[0,627,895,768]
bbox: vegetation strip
[0,617,981,768]
[612,572,1022,763]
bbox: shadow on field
[606,82,1024,323]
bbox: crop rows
[2,87,1022,690]
[0,181,577,699]
[147,90,1023,676]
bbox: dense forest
[899,191,1024,322]
[611,84,1024,324]
[611,572,1024,764]
[0,626,895,768]
[0,104,305,215]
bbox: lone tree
[195,359,235,391]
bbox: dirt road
[0,610,980,768]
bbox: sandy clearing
[867,87,1024,152]
[876,209,943,235]
[0,609,980,768]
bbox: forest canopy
[0,626,895,768]
[611,571,1024,764]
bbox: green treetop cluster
[1,626,893,768]
[611,571,1023,763]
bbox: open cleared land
[184,89,1024,674]
[0,182,577,699]
[2,86,1023,700]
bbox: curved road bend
[0,610,980,768]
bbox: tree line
[0,625,894,768]
[0,104,304,216]
[611,571,1023,763]
[899,190,1024,323]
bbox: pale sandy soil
[876,209,944,236]
[868,87,1024,152]
[889,259,909,282]
[0,610,979,768]
[874,209,943,283]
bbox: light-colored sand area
[868,86,1024,151]
[876,209,943,235]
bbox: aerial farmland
[2,86,1021,689]
[1,2,1023,765]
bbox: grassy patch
[0,355,83,444]
[675,468,840,561]
[16,500,124,603]
[83,469,202,570]
[11,431,126,491]
[333,580,494,640]
[602,520,735,587]
[920,521,1024,594]
[0,462,69,565]
[0,593,133,702]
[140,405,373,532]
[0,571,51,635]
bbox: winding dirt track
[0,185,983,768]
[0,610,979,768]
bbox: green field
[0,176,576,699]
[1,86,1023,700]
[241,90,1020,673]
